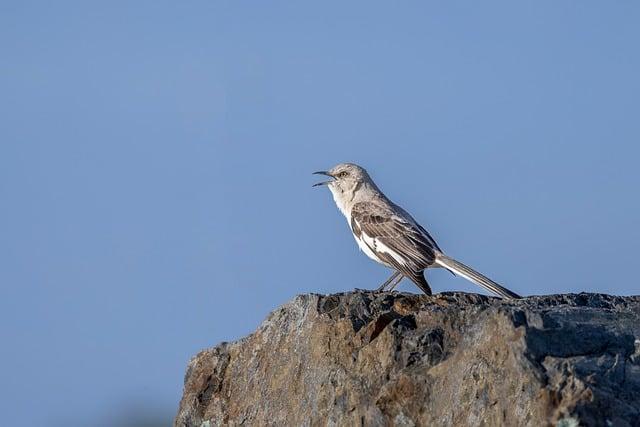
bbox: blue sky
[1,2,639,426]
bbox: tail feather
[408,271,432,296]
[434,254,521,299]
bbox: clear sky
[1,2,639,426]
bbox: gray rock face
[174,292,640,427]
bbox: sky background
[2,2,639,426]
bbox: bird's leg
[385,273,404,292]
[376,271,401,292]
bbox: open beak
[312,171,334,187]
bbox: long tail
[434,254,521,299]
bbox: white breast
[329,185,399,268]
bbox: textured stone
[174,292,640,426]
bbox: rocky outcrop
[174,292,640,426]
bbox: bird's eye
[338,171,348,178]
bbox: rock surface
[174,292,640,427]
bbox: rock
[174,292,640,427]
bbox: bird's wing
[391,203,443,253]
[350,201,437,271]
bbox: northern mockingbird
[313,163,521,299]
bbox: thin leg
[376,271,401,292]
[385,273,404,292]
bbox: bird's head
[313,163,372,200]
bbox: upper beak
[312,171,334,187]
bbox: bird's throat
[329,186,352,219]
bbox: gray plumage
[314,163,521,299]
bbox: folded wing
[350,201,439,274]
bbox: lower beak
[312,171,334,187]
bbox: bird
[313,163,521,299]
